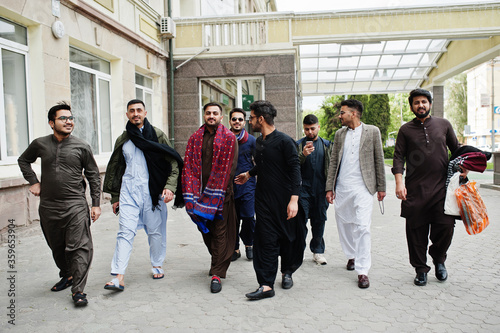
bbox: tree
[365,94,391,144]
[388,93,413,143]
[445,73,467,143]
[348,94,369,108]
[318,95,344,141]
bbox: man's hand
[326,190,335,204]
[112,202,119,215]
[459,166,469,178]
[377,191,386,201]
[395,183,407,201]
[302,141,315,157]
[287,195,299,220]
[162,189,174,203]
[91,207,101,222]
[235,172,250,185]
[394,173,407,201]
[29,183,41,196]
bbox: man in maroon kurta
[392,89,466,287]
[182,102,238,294]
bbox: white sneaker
[313,253,327,265]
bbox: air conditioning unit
[160,17,176,38]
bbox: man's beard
[414,109,430,119]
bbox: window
[69,47,112,154]
[0,17,29,163]
[135,73,153,123]
[200,77,264,131]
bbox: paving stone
[1,167,499,331]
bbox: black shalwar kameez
[249,130,305,288]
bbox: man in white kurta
[326,99,386,289]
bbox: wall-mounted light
[51,20,65,39]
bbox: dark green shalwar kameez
[18,134,101,294]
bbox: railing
[203,21,267,47]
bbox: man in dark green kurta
[18,102,101,307]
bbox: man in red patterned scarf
[182,102,238,293]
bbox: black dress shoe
[282,273,293,289]
[358,275,370,289]
[245,287,275,300]
[245,246,253,260]
[435,263,448,281]
[210,276,222,293]
[414,272,427,286]
[231,251,241,261]
[346,259,355,271]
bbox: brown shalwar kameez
[18,134,100,293]
[392,116,459,273]
[200,128,238,278]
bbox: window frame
[0,30,31,165]
[199,76,265,126]
[135,72,154,123]
[69,59,112,155]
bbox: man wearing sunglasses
[229,108,256,262]
[18,102,101,307]
[236,100,305,300]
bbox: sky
[274,0,495,110]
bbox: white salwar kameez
[111,139,167,275]
[334,124,373,276]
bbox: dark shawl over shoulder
[126,118,184,209]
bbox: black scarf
[126,118,184,210]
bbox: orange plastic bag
[455,181,489,235]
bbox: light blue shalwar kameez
[111,139,168,275]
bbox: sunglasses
[231,117,244,122]
[56,116,75,121]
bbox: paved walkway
[2,167,500,332]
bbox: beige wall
[0,0,169,232]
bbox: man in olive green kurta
[18,102,101,307]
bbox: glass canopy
[299,39,448,96]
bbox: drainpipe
[167,0,175,146]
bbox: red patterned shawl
[182,124,236,233]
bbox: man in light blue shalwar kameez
[103,99,182,291]
[113,139,168,273]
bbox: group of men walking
[18,88,468,306]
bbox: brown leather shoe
[346,259,355,271]
[358,275,370,288]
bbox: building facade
[465,58,500,151]
[0,0,279,235]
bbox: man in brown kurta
[392,89,462,287]
[182,102,238,293]
[18,102,101,306]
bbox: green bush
[384,146,395,159]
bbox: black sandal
[51,277,73,292]
[72,292,88,307]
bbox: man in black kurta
[392,89,461,287]
[236,100,304,300]
[18,102,101,306]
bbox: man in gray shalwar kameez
[18,102,101,307]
